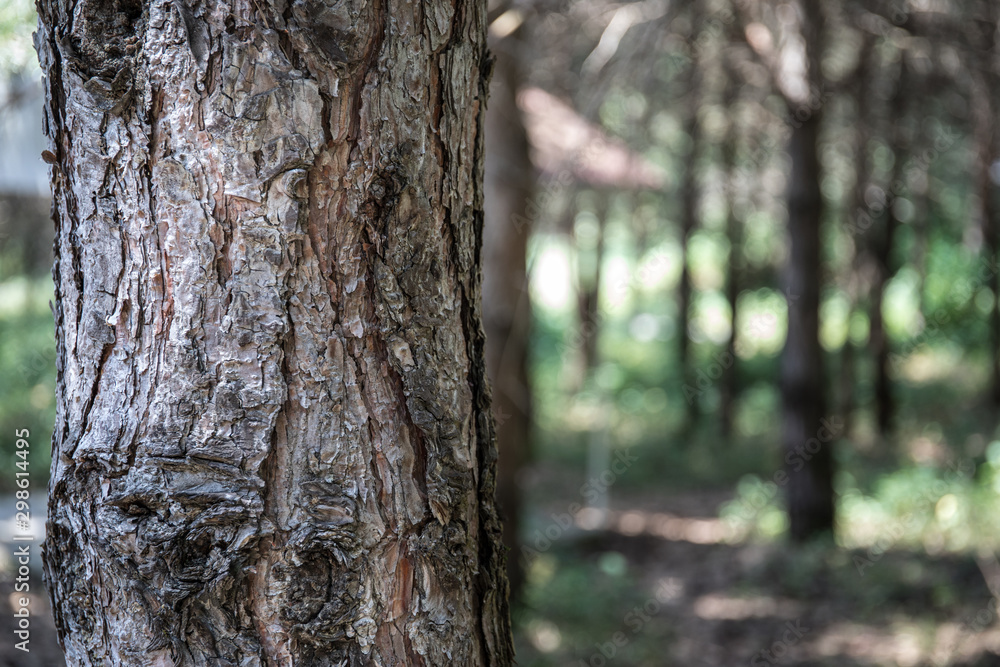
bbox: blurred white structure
[0,75,48,197]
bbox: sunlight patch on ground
[692,593,802,620]
[579,507,734,544]
[815,621,923,667]
[816,619,1000,667]
[653,576,685,602]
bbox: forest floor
[513,488,1000,667]
[0,577,62,667]
[1,489,998,666]
[0,491,62,666]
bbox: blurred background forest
[6,0,1000,665]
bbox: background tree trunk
[781,1,834,542]
[970,13,1000,408]
[870,57,908,435]
[37,0,513,665]
[783,110,834,541]
[720,59,741,439]
[482,25,533,601]
[677,20,702,431]
[838,34,874,440]
[576,194,607,384]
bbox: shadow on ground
[513,491,1000,667]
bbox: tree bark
[37,0,513,665]
[781,1,834,542]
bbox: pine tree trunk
[971,23,1000,407]
[720,64,740,439]
[838,35,874,439]
[870,59,908,435]
[781,2,834,542]
[576,194,607,381]
[677,39,701,431]
[783,110,833,542]
[37,1,513,665]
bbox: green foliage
[515,550,672,667]
[0,276,55,490]
[0,0,37,75]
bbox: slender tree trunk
[783,110,833,541]
[678,46,702,430]
[869,220,894,435]
[838,35,873,438]
[721,202,739,438]
[870,59,908,435]
[483,27,533,601]
[720,65,740,439]
[577,194,607,382]
[971,21,1000,407]
[838,330,856,437]
[782,2,834,542]
[912,164,930,322]
[37,1,513,665]
[575,194,611,522]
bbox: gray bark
[36,0,513,665]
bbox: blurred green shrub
[0,276,55,490]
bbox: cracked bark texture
[36,0,513,665]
